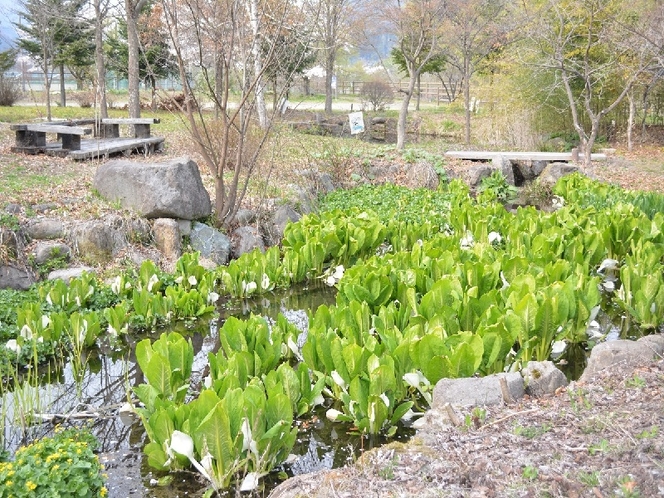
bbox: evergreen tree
[15,0,93,115]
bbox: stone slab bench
[445,151,607,162]
[99,118,160,139]
[10,123,92,152]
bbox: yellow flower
[51,465,60,472]
[100,486,108,497]
[6,480,12,487]
[26,481,37,491]
[6,470,15,477]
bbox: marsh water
[2,281,415,497]
[1,279,651,497]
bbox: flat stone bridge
[444,151,607,162]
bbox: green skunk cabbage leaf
[330,338,350,382]
[134,384,159,411]
[144,441,168,469]
[349,376,370,414]
[146,407,175,449]
[145,353,171,398]
[368,395,389,434]
[369,365,396,396]
[196,401,235,474]
[219,317,248,355]
[266,392,294,428]
[514,293,537,336]
[188,389,221,430]
[276,364,301,413]
[342,343,365,379]
[391,401,415,425]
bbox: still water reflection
[3,281,391,497]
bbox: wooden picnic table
[9,117,164,159]
[10,123,92,153]
[99,118,160,139]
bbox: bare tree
[305,0,356,114]
[125,0,148,118]
[525,0,657,168]
[376,0,446,150]
[94,0,109,118]
[440,0,515,146]
[434,65,464,103]
[161,0,314,227]
[248,0,267,127]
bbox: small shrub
[71,91,95,108]
[361,80,394,112]
[0,427,108,497]
[477,170,517,203]
[521,179,553,206]
[0,77,22,107]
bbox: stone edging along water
[268,333,664,497]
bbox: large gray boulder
[272,205,301,244]
[465,165,493,189]
[232,226,265,258]
[538,162,581,186]
[34,242,72,265]
[522,361,568,397]
[93,157,211,220]
[26,219,65,240]
[580,335,664,382]
[48,267,94,283]
[432,372,524,408]
[153,218,181,261]
[190,222,231,265]
[69,216,127,264]
[492,155,515,186]
[0,264,36,290]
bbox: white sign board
[349,111,365,135]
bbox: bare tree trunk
[397,73,417,150]
[627,92,634,152]
[463,56,471,146]
[324,49,334,114]
[214,48,223,119]
[59,65,66,107]
[416,72,421,111]
[249,0,267,128]
[125,0,146,118]
[150,76,156,111]
[42,43,52,121]
[94,0,108,119]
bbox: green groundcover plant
[0,427,107,497]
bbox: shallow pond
[3,281,416,497]
[1,280,654,497]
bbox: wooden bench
[99,118,160,139]
[10,123,92,152]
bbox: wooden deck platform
[445,151,607,162]
[67,137,165,160]
[9,117,163,160]
[11,136,163,159]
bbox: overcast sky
[0,0,18,50]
